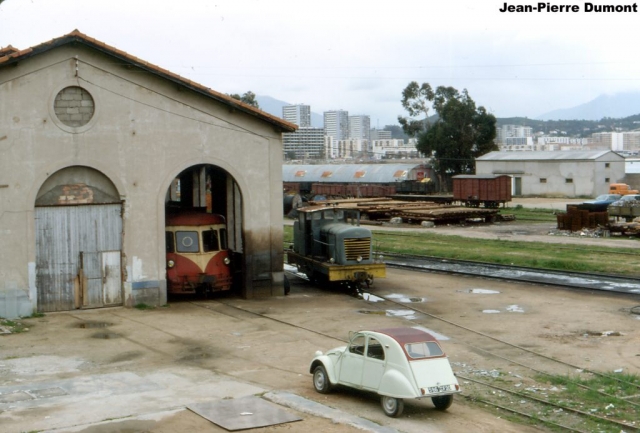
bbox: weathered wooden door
[80,251,122,308]
[35,205,122,312]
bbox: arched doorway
[34,166,123,312]
[164,164,244,296]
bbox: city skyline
[3,1,640,127]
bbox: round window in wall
[53,86,95,127]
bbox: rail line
[381,253,640,295]
[193,266,640,431]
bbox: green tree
[229,91,260,108]
[398,82,497,191]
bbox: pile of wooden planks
[308,197,500,224]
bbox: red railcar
[452,175,512,208]
[165,212,233,295]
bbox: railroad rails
[382,253,640,295]
[279,256,640,431]
[192,281,640,432]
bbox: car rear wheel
[380,396,404,417]
[432,394,453,410]
[313,365,332,394]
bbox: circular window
[53,86,95,127]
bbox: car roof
[373,327,438,345]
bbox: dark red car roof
[374,327,438,345]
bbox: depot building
[0,31,296,317]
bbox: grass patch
[464,370,640,432]
[0,318,29,333]
[500,206,559,222]
[134,303,154,310]
[283,224,640,275]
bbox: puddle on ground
[463,289,500,294]
[358,309,385,315]
[482,305,525,314]
[76,322,112,329]
[179,353,211,361]
[361,293,385,302]
[386,310,418,320]
[385,294,427,303]
[91,332,121,339]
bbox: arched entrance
[164,164,244,296]
[34,166,123,312]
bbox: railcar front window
[176,231,199,253]
[202,229,220,252]
[405,341,444,359]
[219,228,228,249]
[166,232,175,253]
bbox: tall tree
[399,82,497,191]
[228,91,260,108]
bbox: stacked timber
[306,197,500,224]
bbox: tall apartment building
[348,115,370,140]
[496,125,532,144]
[324,110,349,141]
[282,127,325,159]
[282,104,311,127]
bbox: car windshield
[405,341,444,359]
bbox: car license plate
[428,385,450,393]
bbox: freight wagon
[452,175,512,208]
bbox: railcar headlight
[167,260,175,268]
[356,255,363,263]
[329,257,335,264]
[223,257,231,265]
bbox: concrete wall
[476,155,625,197]
[0,44,285,316]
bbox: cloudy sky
[2,0,639,126]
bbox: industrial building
[476,151,625,197]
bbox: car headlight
[356,255,363,263]
[223,256,231,265]
[167,260,175,268]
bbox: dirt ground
[1,200,639,433]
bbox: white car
[310,327,461,417]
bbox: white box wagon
[310,327,461,417]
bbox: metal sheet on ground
[188,396,302,431]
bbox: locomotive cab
[288,205,385,290]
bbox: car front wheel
[381,396,404,417]
[432,394,453,410]
[313,365,332,394]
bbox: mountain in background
[537,92,640,121]
[256,95,323,127]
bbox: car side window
[348,334,365,356]
[367,337,385,361]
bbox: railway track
[278,262,640,431]
[381,253,640,295]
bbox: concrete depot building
[0,31,296,318]
[476,150,626,197]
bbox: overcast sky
[2,0,639,126]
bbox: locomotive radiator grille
[344,238,371,260]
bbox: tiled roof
[0,30,297,133]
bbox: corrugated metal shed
[477,151,622,161]
[282,164,424,183]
